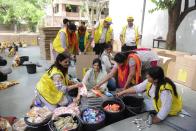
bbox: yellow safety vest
[36,67,68,105]
[53,28,68,53]
[94,22,113,44]
[146,82,182,116]
[76,31,92,52]
[121,25,139,47]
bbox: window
[101,10,104,15]
[89,8,91,13]
[65,4,78,12]
[94,9,96,14]
[54,4,59,13]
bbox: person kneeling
[116,66,182,124]
[35,52,81,111]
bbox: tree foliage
[0,0,49,32]
[150,0,196,50]
[150,0,176,12]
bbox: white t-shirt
[121,25,136,46]
[101,51,114,73]
[125,26,136,45]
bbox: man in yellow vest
[53,22,79,57]
[120,16,140,52]
[52,18,69,58]
[93,16,114,55]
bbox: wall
[109,0,196,54]
[0,24,29,33]
[0,33,38,45]
[142,1,168,48]
[176,11,196,54]
[109,0,144,51]
[39,27,60,60]
[109,0,143,39]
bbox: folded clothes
[52,103,80,120]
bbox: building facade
[44,0,109,27]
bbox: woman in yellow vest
[35,52,81,111]
[117,66,182,123]
[77,25,92,53]
[93,51,141,91]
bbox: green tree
[150,0,196,50]
[0,0,49,32]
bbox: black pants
[93,43,106,55]
[121,45,137,52]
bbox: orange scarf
[118,61,129,88]
[67,29,79,54]
[118,53,141,88]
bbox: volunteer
[53,22,79,56]
[52,18,69,58]
[77,24,92,53]
[35,52,81,111]
[116,66,182,124]
[93,51,141,90]
[93,16,114,55]
[120,16,140,52]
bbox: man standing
[120,16,140,52]
[52,18,69,58]
[93,16,114,55]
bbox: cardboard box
[184,54,196,59]
[157,51,189,79]
[166,60,176,80]
[151,48,166,53]
[158,55,175,79]
[153,50,196,90]
[192,55,196,58]
[173,56,196,91]
[158,53,177,60]
[76,53,97,80]
[151,48,166,55]
[152,48,190,59]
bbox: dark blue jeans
[107,77,117,91]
